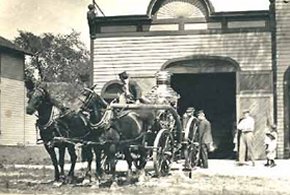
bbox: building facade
[0,36,36,146]
[89,0,289,158]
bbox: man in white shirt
[237,109,255,166]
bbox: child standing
[264,124,278,167]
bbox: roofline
[93,10,269,24]
[0,36,33,55]
[0,46,33,56]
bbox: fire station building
[89,0,290,159]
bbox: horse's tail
[81,145,93,162]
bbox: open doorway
[172,73,236,159]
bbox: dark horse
[82,89,157,181]
[26,83,103,183]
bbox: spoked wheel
[153,129,175,177]
[183,118,199,169]
[157,110,176,133]
[184,141,200,169]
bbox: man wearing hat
[197,110,213,169]
[118,71,142,103]
[237,109,255,166]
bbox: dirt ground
[1,160,290,195]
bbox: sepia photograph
[0,0,289,194]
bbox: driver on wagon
[118,71,142,104]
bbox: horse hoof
[110,181,118,189]
[53,181,63,187]
[138,170,148,183]
[66,176,75,184]
[82,178,91,186]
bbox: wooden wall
[0,52,36,146]
[93,32,272,93]
[276,0,290,158]
[91,0,275,158]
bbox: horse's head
[79,86,108,124]
[26,86,48,115]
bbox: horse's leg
[67,145,77,183]
[82,145,93,184]
[93,146,103,180]
[44,144,60,181]
[123,147,133,180]
[106,143,117,182]
[58,145,66,180]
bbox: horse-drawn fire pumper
[26,71,200,182]
[79,71,200,177]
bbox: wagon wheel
[183,119,199,169]
[184,140,200,170]
[157,110,176,133]
[153,129,175,177]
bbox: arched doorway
[162,55,240,159]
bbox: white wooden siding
[0,78,25,145]
[93,32,272,93]
[276,0,290,157]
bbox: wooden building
[0,36,36,146]
[89,0,290,159]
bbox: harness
[35,105,62,144]
[89,108,113,130]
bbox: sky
[0,0,269,49]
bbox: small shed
[0,36,36,145]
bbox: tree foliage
[14,30,90,85]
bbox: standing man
[87,4,98,38]
[197,110,213,169]
[237,109,255,166]
[118,71,142,103]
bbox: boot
[264,159,270,167]
[270,160,276,168]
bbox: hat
[118,71,129,80]
[88,4,95,10]
[186,107,195,113]
[197,110,204,115]
[243,109,250,114]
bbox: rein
[53,131,146,146]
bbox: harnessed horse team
[25,74,198,185]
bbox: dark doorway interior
[171,73,236,159]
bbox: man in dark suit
[197,110,213,169]
[118,71,142,103]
